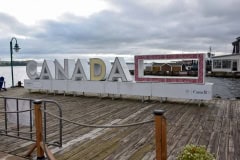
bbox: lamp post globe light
[10,37,21,88]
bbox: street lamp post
[10,37,21,88]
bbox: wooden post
[154,110,167,160]
[24,100,56,160]
[34,100,45,160]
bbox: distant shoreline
[0,61,28,66]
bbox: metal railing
[0,96,167,160]
[0,97,34,141]
[0,96,62,147]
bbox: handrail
[0,96,167,160]
[0,96,62,148]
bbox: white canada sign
[24,54,213,100]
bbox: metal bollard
[154,110,167,160]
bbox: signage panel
[134,54,205,84]
[24,54,213,100]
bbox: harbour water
[0,66,239,99]
[0,66,28,88]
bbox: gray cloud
[0,0,240,60]
[0,13,29,35]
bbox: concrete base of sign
[24,80,213,100]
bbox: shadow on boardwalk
[0,88,239,160]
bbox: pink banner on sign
[134,54,205,84]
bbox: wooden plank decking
[0,88,239,160]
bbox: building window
[222,60,231,69]
[213,60,222,69]
[232,60,237,71]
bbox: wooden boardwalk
[0,88,239,160]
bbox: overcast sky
[0,0,239,61]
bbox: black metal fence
[0,96,62,147]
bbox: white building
[212,37,240,72]
[212,54,240,72]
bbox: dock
[0,88,239,160]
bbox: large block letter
[90,58,111,81]
[26,60,39,79]
[108,57,132,82]
[72,59,90,81]
[54,59,75,80]
[39,60,55,80]
[55,59,68,80]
